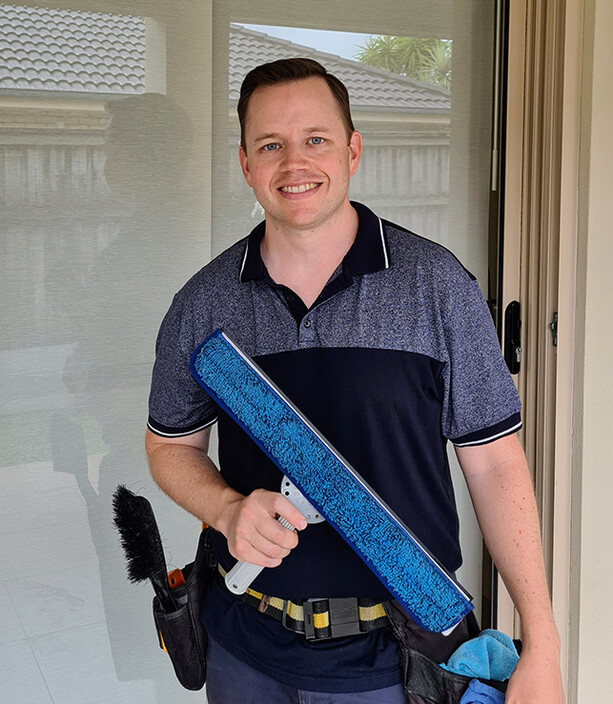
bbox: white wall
[574,0,613,700]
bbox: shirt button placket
[299,316,315,346]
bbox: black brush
[112,485,178,612]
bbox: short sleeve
[147,292,217,437]
[440,273,522,446]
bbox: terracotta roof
[229,24,450,113]
[0,4,145,95]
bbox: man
[145,58,564,703]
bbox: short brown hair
[237,58,355,150]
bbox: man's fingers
[232,519,296,561]
[229,536,288,567]
[226,489,307,565]
[266,491,308,532]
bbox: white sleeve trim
[146,416,217,438]
[452,420,522,447]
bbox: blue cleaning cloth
[441,629,519,681]
[459,679,506,704]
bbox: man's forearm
[145,428,242,534]
[457,435,558,645]
[456,434,565,703]
[144,428,307,567]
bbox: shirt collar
[238,201,390,283]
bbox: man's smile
[279,182,322,194]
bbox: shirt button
[304,319,311,328]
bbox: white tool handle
[225,478,324,595]
[225,516,294,594]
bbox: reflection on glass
[1,2,494,700]
[1,4,204,701]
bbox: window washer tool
[190,329,474,633]
[112,484,179,613]
[225,476,325,594]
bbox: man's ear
[348,131,363,178]
[238,145,252,187]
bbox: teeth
[280,183,319,193]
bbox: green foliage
[355,36,452,90]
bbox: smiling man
[238,71,362,310]
[145,59,564,703]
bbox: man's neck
[260,202,358,309]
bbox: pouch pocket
[401,645,506,704]
[385,601,508,704]
[152,528,216,691]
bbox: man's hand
[505,643,565,704]
[220,489,308,567]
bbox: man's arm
[145,428,307,567]
[455,433,565,704]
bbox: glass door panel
[0,1,500,701]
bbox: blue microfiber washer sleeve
[189,329,474,633]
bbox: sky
[241,25,374,62]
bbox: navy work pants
[205,636,406,704]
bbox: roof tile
[0,4,145,95]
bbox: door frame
[499,0,582,692]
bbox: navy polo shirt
[147,202,521,692]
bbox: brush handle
[151,573,179,612]
[225,516,294,594]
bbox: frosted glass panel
[1,0,496,701]
[1,2,209,702]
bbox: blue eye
[263,143,278,152]
[310,137,324,145]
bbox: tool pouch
[152,527,217,691]
[385,602,509,704]
[398,646,507,704]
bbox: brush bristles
[191,331,473,632]
[112,485,167,584]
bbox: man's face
[238,77,362,234]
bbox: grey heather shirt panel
[148,217,520,442]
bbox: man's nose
[280,142,309,170]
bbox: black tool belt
[217,565,389,642]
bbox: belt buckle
[303,598,362,641]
